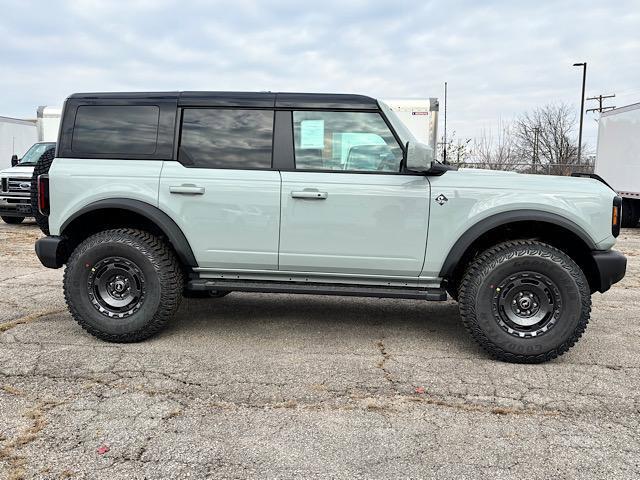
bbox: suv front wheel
[458,240,591,363]
[64,228,183,342]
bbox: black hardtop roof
[67,91,379,110]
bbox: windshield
[378,100,417,146]
[18,143,55,166]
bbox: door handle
[170,184,205,195]
[291,190,328,200]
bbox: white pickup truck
[0,141,55,224]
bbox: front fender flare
[438,209,596,278]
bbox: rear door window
[179,109,273,169]
[72,105,160,155]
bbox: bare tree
[438,131,472,165]
[513,103,585,175]
[472,120,519,170]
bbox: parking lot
[0,221,638,479]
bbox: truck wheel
[1,216,25,224]
[30,147,55,235]
[458,240,590,363]
[64,228,183,342]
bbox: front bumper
[35,236,66,269]
[0,197,32,217]
[592,250,626,293]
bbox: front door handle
[291,190,328,200]
[170,184,205,195]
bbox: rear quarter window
[71,105,160,155]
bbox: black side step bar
[187,279,448,301]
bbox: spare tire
[30,147,56,235]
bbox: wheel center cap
[114,281,125,292]
[518,297,532,309]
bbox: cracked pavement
[0,221,639,479]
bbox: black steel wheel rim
[491,271,562,338]
[87,257,146,318]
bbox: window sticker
[300,120,325,149]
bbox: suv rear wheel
[458,240,590,363]
[64,228,183,342]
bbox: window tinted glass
[293,111,402,172]
[72,106,159,155]
[179,109,273,169]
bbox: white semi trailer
[594,102,640,227]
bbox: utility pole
[573,62,587,165]
[533,127,539,174]
[586,94,616,114]
[443,81,448,164]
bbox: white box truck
[382,98,439,153]
[36,106,62,143]
[594,102,640,227]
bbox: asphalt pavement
[0,220,638,479]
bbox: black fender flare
[438,209,597,278]
[60,198,198,267]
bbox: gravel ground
[0,220,639,480]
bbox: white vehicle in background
[382,98,439,153]
[594,102,640,227]
[36,106,62,143]
[0,142,55,224]
[0,106,61,170]
[0,106,61,224]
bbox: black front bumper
[592,250,626,293]
[35,236,66,269]
[0,204,32,217]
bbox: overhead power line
[586,94,616,114]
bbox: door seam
[277,170,283,270]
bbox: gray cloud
[1,0,638,147]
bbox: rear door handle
[170,184,205,195]
[291,190,328,200]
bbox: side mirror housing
[405,141,434,172]
[405,141,457,176]
[10,155,18,167]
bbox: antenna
[443,82,448,164]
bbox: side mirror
[405,141,434,172]
[10,155,18,167]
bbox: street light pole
[573,62,587,165]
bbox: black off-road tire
[184,289,231,299]
[30,147,56,235]
[458,240,591,363]
[1,216,25,224]
[64,228,183,342]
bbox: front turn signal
[612,196,622,237]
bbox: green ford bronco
[34,91,626,363]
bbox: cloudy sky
[1,0,639,148]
